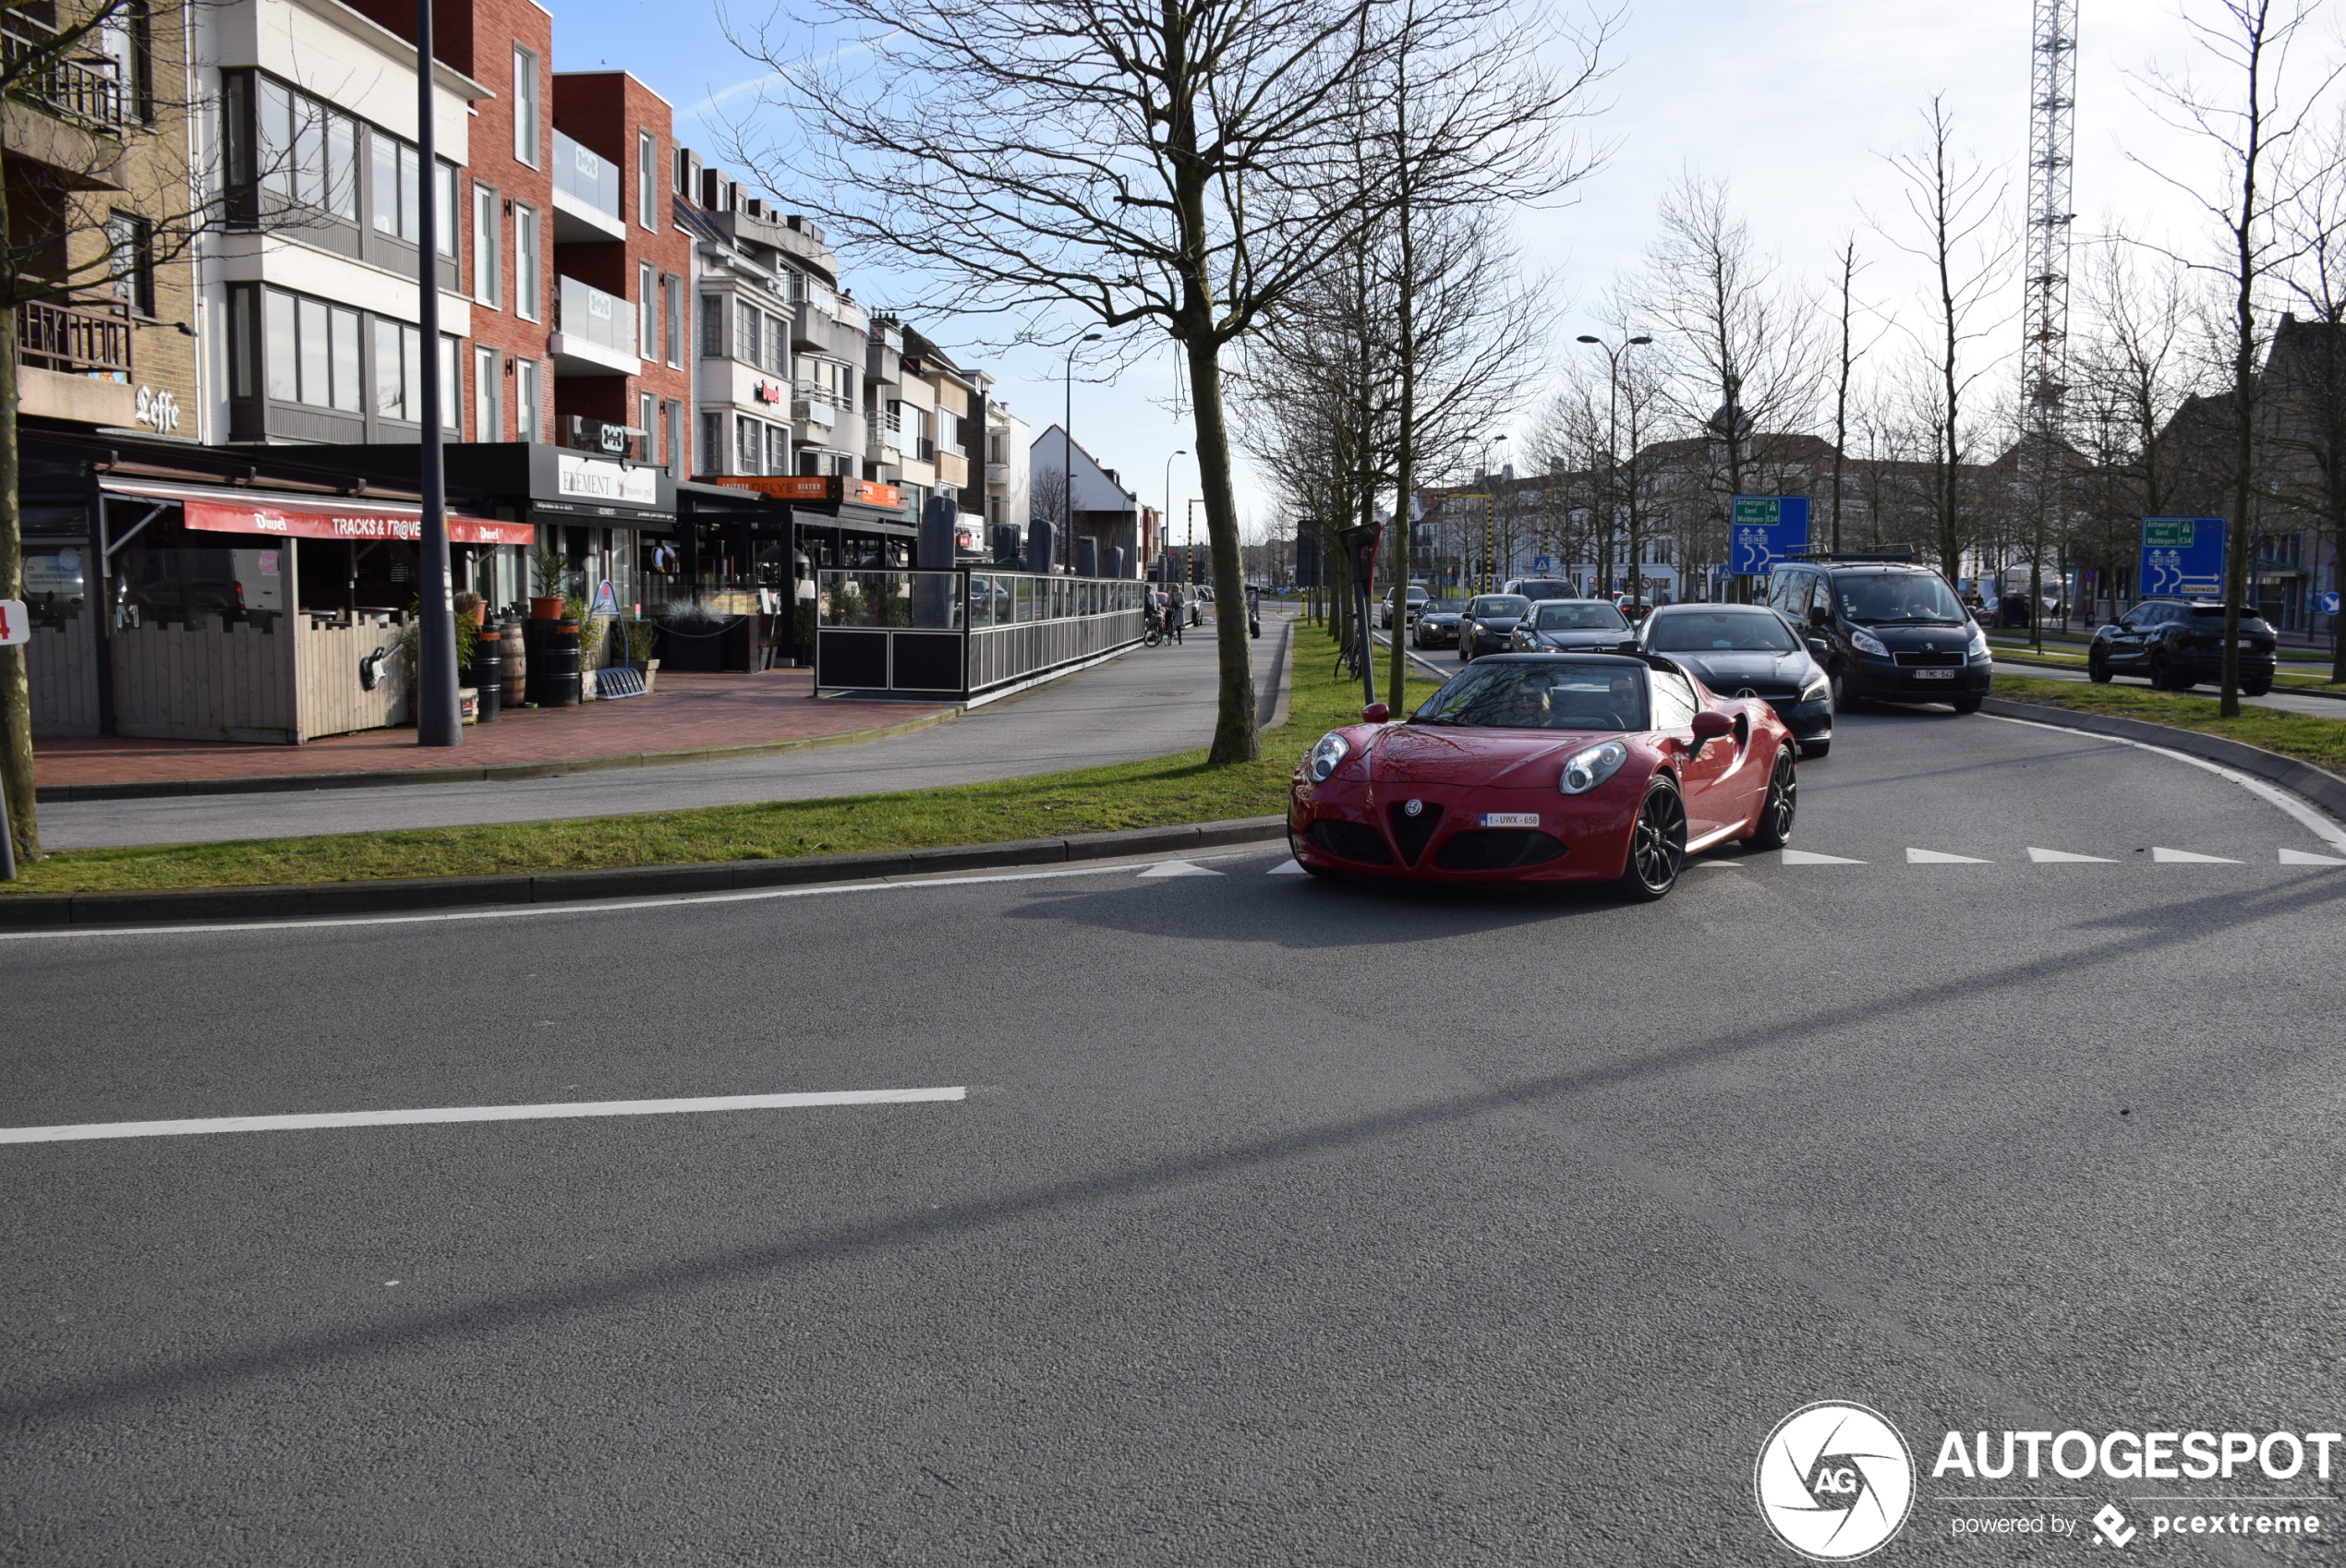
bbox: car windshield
[1534,601,1629,631]
[1469,597,1530,619]
[1411,661,1650,731]
[1648,609,1799,653]
[1833,572,1967,624]
[1513,580,1572,601]
[1423,599,1463,614]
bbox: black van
[1763,555,1991,713]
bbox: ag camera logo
[1756,1401,1917,1561]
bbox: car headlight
[1965,624,1991,659]
[1559,739,1629,795]
[1851,626,1890,657]
[1307,732,1351,782]
[1800,673,1830,702]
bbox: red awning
[99,478,535,546]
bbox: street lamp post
[412,0,459,746]
[1163,448,1187,580]
[1063,332,1102,574]
[1576,334,1652,609]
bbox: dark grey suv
[2088,600,2278,694]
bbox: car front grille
[1893,650,1965,668]
[1386,802,1445,864]
[1308,818,1394,864]
[1434,828,1567,871]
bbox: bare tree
[1880,95,2010,584]
[2131,0,2339,713]
[2271,131,2346,679]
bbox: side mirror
[1806,637,1831,660]
[1361,702,1390,724]
[1688,710,1735,752]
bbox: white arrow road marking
[1781,850,1866,865]
[0,1088,968,1146]
[1906,849,1993,863]
[1266,859,1311,875]
[2279,847,2346,865]
[2027,848,2116,862]
[1137,860,1224,878]
[2151,848,2243,863]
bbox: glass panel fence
[817,570,962,630]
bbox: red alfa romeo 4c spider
[1288,652,1797,899]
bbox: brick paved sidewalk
[33,670,946,790]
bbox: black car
[1414,597,1465,648]
[1507,598,1632,654]
[1639,602,1835,756]
[2088,599,2279,694]
[1457,594,1531,660]
[1764,557,1991,713]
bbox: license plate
[1914,669,1956,681]
[1481,812,1541,828]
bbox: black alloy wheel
[2087,645,2112,683]
[1614,778,1687,901]
[1829,666,1851,711]
[2243,679,2273,697]
[1747,750,1796,850]
[2149,652,2184,691]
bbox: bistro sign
[180,496,534,546]
[557,452,659,507]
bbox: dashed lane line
[1906,848,1992,863]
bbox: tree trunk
[0,226,36,867]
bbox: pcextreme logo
[1755,1402,1917,1561]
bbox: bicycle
[1335,638,1362,682]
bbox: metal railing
[2,14,126,130]
[816,570,1147,698]
[18,296,130,377]
[551,130,621,219]
[554,275,633,356]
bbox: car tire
[1799,738,1831,759]
[1829,666,1855,712]
[1458,637,1471,661]
[1951,694,1984,714]
[1613,778,1687,901]
[2087,647,2112,683]
[1746,749,1797,850]
[2149,653,2183,691]
[2243,679,2273,696]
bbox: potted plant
[624,618,660,690]
[529,547,571,620]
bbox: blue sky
[551,0,2303,534]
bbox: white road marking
[2151,847,2243,863]
[1266,859,1310,875]
[1137,859,1224,878]
[2028,848,2116,862]
[1985,712,2346,851]
[1781,850,1866,865]
[2279,847,2346,865]
[1906,848,1992,863]
[0,860,1159,944]
[0,1087,967,1146]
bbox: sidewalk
[33,670,947,798]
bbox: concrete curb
[1981,696,2346,826]
[33,705,961,804]
[0,815,1291,929]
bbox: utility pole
[2022,0,2078,651]
[413,0,460,747]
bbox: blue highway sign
[1731,496,1810,576]
[2316,591,2341,616]
[2138,518,2226,598]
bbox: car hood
[1421,612,1461,623]
[1855,621,1974,654]
[1369,725,1614,787]
[1528,629,1632,651]
[1469,616,1524,632]
[1667,649,1816,691]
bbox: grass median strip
[5,626,1427,898]
[1991,674,2346,772]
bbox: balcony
[18,296,129,376]
[2,14,126,131]
[985,462,1010,487]
[550,130,625,242]
[549,276,638,376]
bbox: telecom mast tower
[2024,0,2078,428]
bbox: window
[737,416,762,475]
[256,286,361,411]
[371,319,404,417]
[766,424,787,475]
[514,358,540,441]
[701,412,723,475]
[735,300,759,368]
[106,213,153,316]
[638,392,656,461]
[637,130,657,229]
[700,296,723,357]
[663,275,682,367]
[369,130,399,235]
[474,344,501,440]
[256,78,357,219]
[1649,670,1699,730]
[435,162,457,258]
[665,401,683,475]
[472,185,499,305]
[514,205,539,320]
[512,46,538,166]
[439,335,459,432]
[640,262,657,356]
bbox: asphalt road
[39,614,1285,851]
[6,705,2346,1564]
